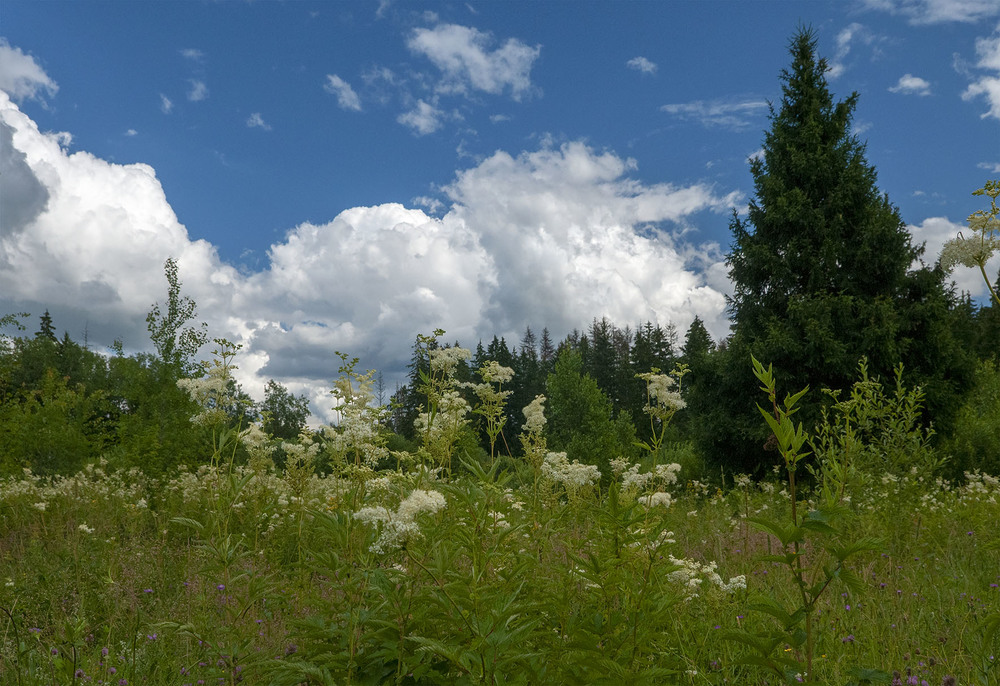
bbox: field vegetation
[3,29,1000,685]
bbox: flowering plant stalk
[327,351,390,471]
[941,179,999,307]
[635,363,688,466]
[725,356,880,684]
[467,360,514,463]
[414,331,471,474]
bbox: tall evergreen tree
[697,28,974,472]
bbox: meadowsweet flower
[621,464,653,491]
[655,463,682,485]
[429,346,471,376]
[33,501,47,511]
[354,488,447,553]
[542,452,600,490]
[521,395,547,433]
[638,492,673,508]
[78,523,95,534]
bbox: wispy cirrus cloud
[861,0,1000,24]
[660,98,768,130]
[187,79,208,102]
[324,74,362,111]
[626,56,657,74]
[246,112,271,130]
[397,99,445,135]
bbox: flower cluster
[522,395,547,434]
[354,488,447,554]
[667,555,746,599]
[429,346,472,377]
[542,452,600,490]
[638,492,673,508]
[637,371,686,413]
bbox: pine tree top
[727,27,919,335]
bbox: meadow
[1,425,998,685]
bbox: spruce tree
[36,310,57,342]
[698,28,974,473]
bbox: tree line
[2,28,999,481]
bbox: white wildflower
[429,346,471,376]
[639,492,673,508]
[542,452,601,490]
[78,523,95,534]
[521,395,547,434]
[479,360,514,384]
[621,464,653,491]
[655,462,682,485]
[354,488,446,554]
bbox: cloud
[861,0,1000,24]
[626,56,657,74]
[323,74,362,111]
[0,38,58,104]
[0,118,49,236]
[0,93,736,423]
[125,128,138,137]
[246,112,271,130]
[407,24,541,100]
[187,79,209,102]
[963,25,1000,120]
[978,161,1000,173]
[0,90,229,351]
[397,99,444,135]
[180,48,205,61]
[660,98,768,130]
[159,93,173,114]
[828,23,887,79]
[889,73,932,95]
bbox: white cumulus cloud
[0,92,737,423]
[324,74,362,111]
[407,23,540,100]
[889,73,932,95]
[0,38,58,104]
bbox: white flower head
[521,395,547,433]
[429,346,471,377]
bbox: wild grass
[1,455,998,685]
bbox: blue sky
[1,0,999,419]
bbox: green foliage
[261,379,310,440]
[545,349,637,480]
[942,360,1000,477]
[726,356,880,684]
[809,358,939,499]
[0,369,107,475]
